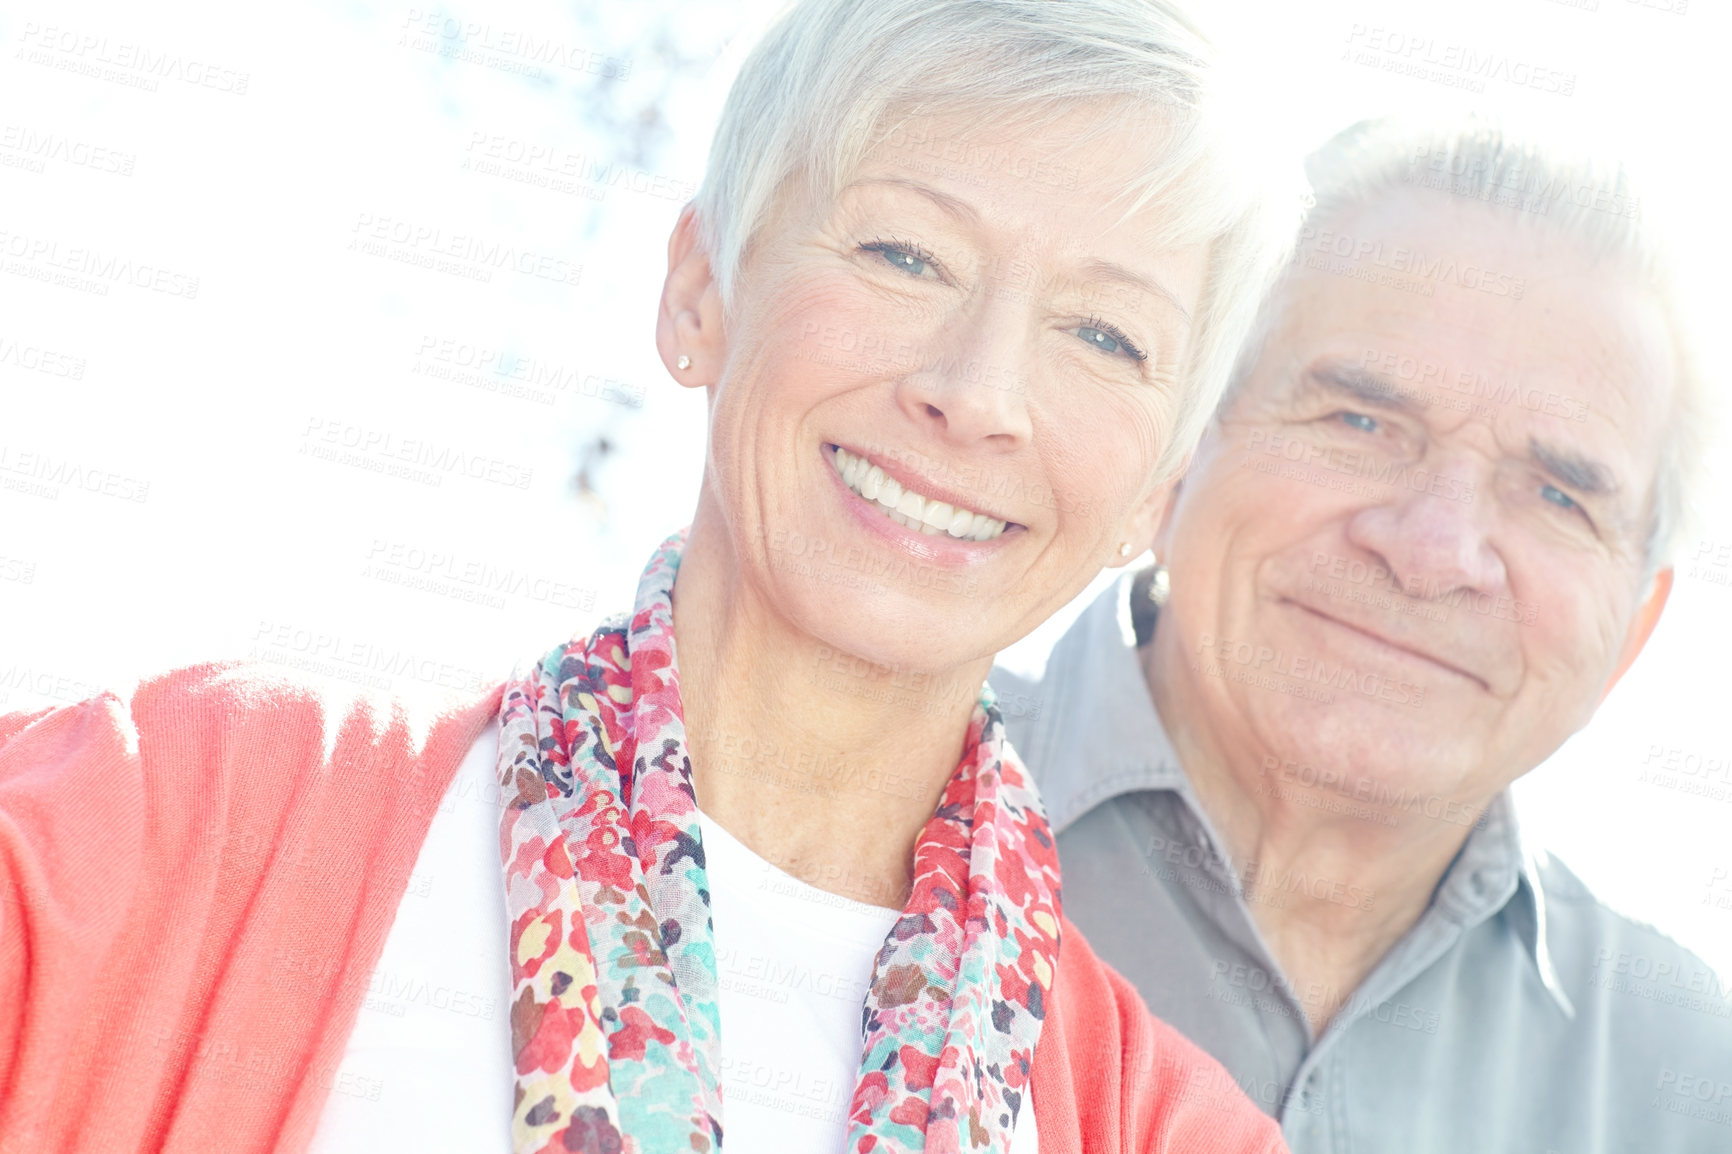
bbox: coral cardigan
[0,664,1286,1154]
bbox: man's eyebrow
[1530,437,1618,497]
[1304,360,1426,414]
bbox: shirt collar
[1023,569,1575,1019]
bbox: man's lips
[1285,599,1490,690]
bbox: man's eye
[1072,318,1148,362]
[1540,483,1579,513]
[861,241,932,278]
[1339,411,1379,433]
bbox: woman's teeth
[828,446,1008,541]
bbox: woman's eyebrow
[847,176,981,225]
[1074,258,1191,324]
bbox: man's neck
[1141,628,1489,1036]
[672,515,991,910]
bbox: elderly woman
[0,2,1292,1153]
[993,119,1728,1152]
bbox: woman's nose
[894,296,1035,449]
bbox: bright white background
[2,0,1729,978]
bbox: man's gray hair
[692,0,1300,482]
[1223,117,1710,570]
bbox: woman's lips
[826,444,1013,541]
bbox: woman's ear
[1114,467,1186,567]
[1148,477,1183,559]
[656,204,727,388]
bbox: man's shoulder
[1534,851,1731,1046]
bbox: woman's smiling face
[689,105,1209,672]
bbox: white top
[309,728,1036,1154]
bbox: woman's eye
[1339,411,1379,433]
[1072,318,1147,362]
[861,241,932,278]
[1076,326,1121,354]
[1539,483,1580,513]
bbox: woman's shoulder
[1033,916,1288,1154]
[1,660,504,844]
[3,660,502,765]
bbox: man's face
[1160,192,1675,806]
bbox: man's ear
[656,204,727,388]
[1599,566,1673,705]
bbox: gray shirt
[990,573,1732,1154]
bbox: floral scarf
[495,532,1062,1154]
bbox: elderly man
[992,119,1729,1153]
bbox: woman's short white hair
[692,0,1300,482]
[1220,117,1710,570]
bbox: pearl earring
[1117,541,1133,559]
[1147,561,1170,607]
[676,354,692,371]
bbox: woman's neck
[672,516,992,910]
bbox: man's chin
[1243,699,1486,814]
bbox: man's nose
[895,296,1034,449]
[1344,459,1505,596]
